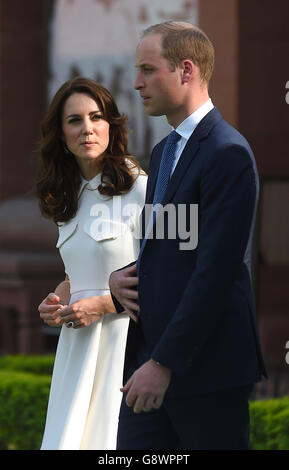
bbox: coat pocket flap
[83,219,128,242]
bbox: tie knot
[167,130,181,145]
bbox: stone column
[0,0,52,202]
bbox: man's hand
[109,263,139,322]
[121,359,172,413]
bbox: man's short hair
[142,21,215,84]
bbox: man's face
[134,34,184,122]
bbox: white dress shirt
[171,98,214,174]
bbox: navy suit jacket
[114,107,267,396]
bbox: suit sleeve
[151,144,258,375]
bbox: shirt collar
[175,98,214,140]
[78,172,102,198]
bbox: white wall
[48,0,198,162]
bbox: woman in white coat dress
[36,77,147,450]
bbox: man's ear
[181,59,195,83]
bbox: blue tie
[153,130,181,205]
[137,130,181,270]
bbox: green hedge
[0,354,55,376]
[250,396,289,450]
[0,370,51,450]
[0,355,288,450]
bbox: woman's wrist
[85,294,116,315]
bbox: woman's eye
[92,114,102,120]
[68,118,80,124]
[67,114,102,124]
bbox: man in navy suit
[109,21,267,450]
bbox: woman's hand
[38,292,67,327]
[57,297,104,329]
[39,292,117,329]
[57,294,117,329]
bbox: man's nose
[134,72,144,90]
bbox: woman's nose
[83,119,93,134]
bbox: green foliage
[250,396,289,450]
[0,370,51,450]
[0,355,288,450]
[0,354,55,376]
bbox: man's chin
[143,106,163,117]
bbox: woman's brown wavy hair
[36,77,141,224]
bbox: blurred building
[0,0,288,397]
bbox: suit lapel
[140,107,222,242]
[162,137,199,206]
[145,139,166,205]
[140,143,165,239]
[163,107,222,205]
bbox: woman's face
[62,92,110,165]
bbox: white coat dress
[41,171,147,450]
